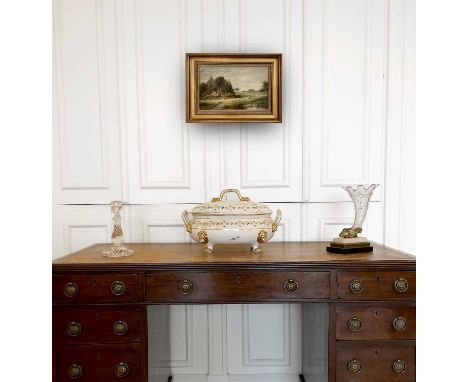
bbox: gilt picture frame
[186,53,282,123]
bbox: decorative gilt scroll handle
[113,320,129,336]
[212,189,250,202]
[67,321,82,337]
[115,362,130,377]
[63,282,79,298]
[178,280,193,295]
[347,359,362,374]
[181,210,193,233]
[272,209,282,232]
[257,230,268,244]
[392,359,406,374]
[198,231,209,244]
[347,317,362,332]
[349,279,364,294]
[392,316,407,331]
[284,279,299,294]
[68,364,83,379]
[393,278,409,293]
[111,281,126,296]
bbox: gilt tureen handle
[181,210,193,233]
[212,189,251,202]
[272,209,282,232]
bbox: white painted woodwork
[52,0,415,380]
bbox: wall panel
[53,0,123,203]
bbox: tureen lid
[191,189,272,216]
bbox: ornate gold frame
[186,53,282,123]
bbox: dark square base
[326,246,374,254]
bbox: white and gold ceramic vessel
[182,189,282,254]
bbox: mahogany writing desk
[52,242,416,381]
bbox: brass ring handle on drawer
[111,281,126,296]
[347,317,362,332]
[68,364,82,379]
[63,282,79,298]
[392,316,407,331]
[283,279,299,294]
[349,279,364,294]
[393,278,409,293]
[392,359,406,373]
[178,280,193,295]
[66,321,82,337]
[347,359,362,374]
[115,362,130,377]
[113,320,129,336]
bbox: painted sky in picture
[199,65,268,91]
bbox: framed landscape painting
[186,53,282,123]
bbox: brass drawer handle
[115,362,130,377]
[66,321,82,337]
[349,279,364,294]
[111,281,126,296]
[63,283,79,298]
[178,280,193,295]
[113,320,128,336]
[283,279,299,294]
[68,364,82,379]
[394,278,409,293]
[392,316,407,331]
[347,359,362,374]
[347,317,362,332]
[392,359,406,373]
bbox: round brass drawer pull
[113,320,128,336]
[63,282,79,298]
[284,279,299,294]
[68,364,82,379]
[66,321,82,337]
[115,362,130,377]
[393,278,409,293]
[111,281,126,296]
[349,279,364,294]
[347,317,362,332]
[347,359,362,374]
[178,280,193,295]
[392,316,407,331]
[392,359,406,373]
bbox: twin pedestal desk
[52,242,416,382]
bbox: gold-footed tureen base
[182,189,281,254]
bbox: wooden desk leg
[328,303,336,382]
[141,304,149,382]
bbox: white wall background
[52,0,415,381]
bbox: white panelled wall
[52,0,415,381]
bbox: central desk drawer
[146,271,330,302]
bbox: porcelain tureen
[182,189,281,254]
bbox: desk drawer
[57,345,141,381]
[336,342,415,382]
[53,274,138,304]
[337,271,415,300]
[336,304,415,340]
[53,306,141,344]
[146,271,330,302]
